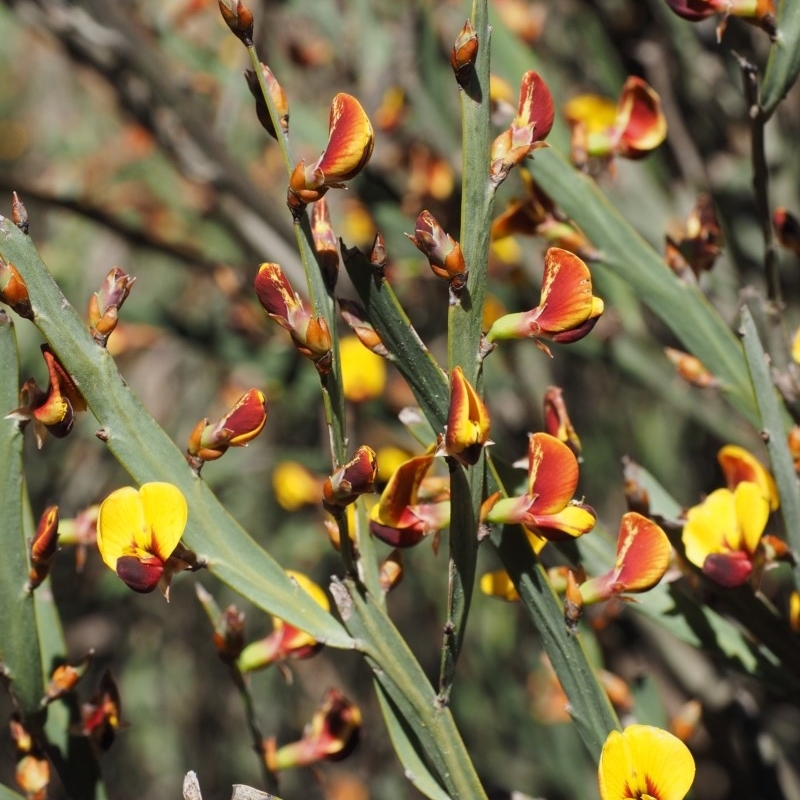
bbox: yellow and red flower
[80,670,124,752]
[491,70,554,186]
[774,208,800,259]
[439,366,491,466]
[682,481,768,587]
[564,77,666,167]
[484,432,596,544]
[237,571,330,671]
[486,247,604,355]
[6,344,87,448]
[254,262,332,373]
[287,93,374,216]
[598,724,695,800]
[579,512,672,604]
[96,482,188,595]
[369,455,451,548]
[186,387,268,466]
[264,688,361,771]
[665,193,723,280]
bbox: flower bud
[450,20,478,87]
[218,0,254,45]
[12,191,29,234]
[440,366,491,466]
[244,63,289,140]
[311,197,340,289]
[88,267,135,346]
[338,298,389,356]
[187,388,268,467]
[0,256,32,319]
[406,210,467,300]
[41,651,93,706]
[27,505,59,591]
[543,386,581,459]
[322,445,378,512]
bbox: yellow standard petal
[598,724,695,800]
[733,481,769,556]
[138,482,188,561]
[681,487,736,569]
[97,486,146,571]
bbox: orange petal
[614,77,667,158]
[372,455,434,527]
[612,512,671,592]
[534,247,598,333]
[718,444,779,511]
[516,70,554,141]
[316,93,375,184]
[444,366,491,464]
[526,432,580,512]
[254,262,301,326]
[221,388,268,446]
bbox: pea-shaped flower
[97,482,188,595]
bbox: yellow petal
[138,482,188,561]
[733,481,768,556]
[97,486,145,570]
[479,570,520,601]
[598,724,695,800]
[682,488,736,568]
[340,335,386,402]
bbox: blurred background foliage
[1,0,800,798]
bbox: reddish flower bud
[254,263,332,372]
[406,210,468,299]
[27,505,59,591]
[450,20,478,87]
[322,445,378,512]
[490,71,554,186]
[311,197,340,289]
[664,347,719,389]
[439,366,491,466]
[187,388,268,467]
[218,0,254,45]
[264,688,361,771]
[338,298,389,356]
[244,63,289,140]
[0,256,32,319]
[663,0,775,37]
[41,651,93,706]
[88,267,135,346]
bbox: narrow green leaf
[374,684,451,800]
[0,221,352,650]
[437,462,478,702]
[488,523,621,760]
[0,310,44,718]
[740,306,800,590]
[761,0,800,118]
[330,578,489,800]
[530,148,759,426]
